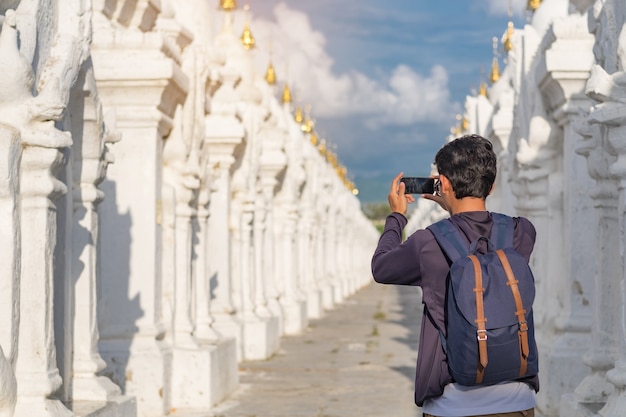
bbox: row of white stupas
[0,1,379,416]
[407,0,626,416]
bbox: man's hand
[388,172,415,215]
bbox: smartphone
[400,177,435,194]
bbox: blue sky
[244,0,530,202]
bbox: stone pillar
[204,64,245,359]
[561,113,619,417]
[93,22,188,414]
[0,125,20,417]
[67,78,129,406]
[193,185,222,343]
[583,64,626,417]
[17,133,74,417]
[535,14,596,415]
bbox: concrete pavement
[200,283,424,417]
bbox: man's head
[434,134,496,200]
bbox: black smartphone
[400,177,435,194]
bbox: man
[371,134,539,417]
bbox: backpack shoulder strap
[490,212,515,249]
[427,219,468,262]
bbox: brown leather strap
[469,255,488,384]
[496,249,529,377]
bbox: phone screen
[400,177,435,194]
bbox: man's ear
[440,175,453,194]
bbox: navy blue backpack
[427,213,538,386]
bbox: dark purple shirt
[371,211,539,406]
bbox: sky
[236,0,531,202]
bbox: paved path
[205,283,424,417]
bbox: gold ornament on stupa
[294,105,304,124]
[265,61,276,85]
[310,131,319,146]
[241,5,255,50]
[282,83,292,104]
[478,82,488,97]
[503,22,514,52]
[220,0,237,11]
[527,0,542,11]
[489,37,500,84]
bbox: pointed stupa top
[503,21,515,52]
[241,5,255,49]
[282,83,292,103]
[294,105,304,124]
[489,58,500,83]
[489,37,500,84]
[265,61,277,85]
[220,0,237,11]
[478,82,488,97]
[503,1,514,53]
[527,0,542,11]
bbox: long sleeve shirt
[371,210,539,406]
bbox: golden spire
[282,83,292,103]
[479,82,487,97]
[241,4,255,50]
[527,0,542,11]
[310,131,319,146]
[503,1,514,53]
[220,0,237,11]
[301,104,313,133]
[503,21,515,53]
[462,116,469,132]
[265,61,276,85]
[489,37,500,84]
[318,138,327,155]
[454,114,462,136]
[294,105,304,124]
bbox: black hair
[434,134,497,199]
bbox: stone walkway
[201,283,424,417]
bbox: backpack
[426,213,538,386]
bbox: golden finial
[220,0,237,11]
[318,139,327,155]
[479,82,487,97]
[455,114,463,136]
[489,37,500,84]
[462,116,469,132]
[503,2,514,53]
[503,21,514,53]
[282,83,292,103]
[265,61,276,85]
[301,104,314,133]
[241,5,255,50]
[294,105,304,124]
[310,131,319,146]
[527,0,542,11]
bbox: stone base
[72,394,136,417]
[211,314,243,362]
[333,281,346,304]
[560,393,604,417]
[14,398,74,417]
[171,337,238,409]
[307,290,324,320]
[321,284,335,310]
[243,316,280,360]
[281,300,308,335]
[99,336,172,417]
[537,333,589,417]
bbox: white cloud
[250,3,455,128]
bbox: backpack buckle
[519,321,528,332]
[477,330,487,341]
